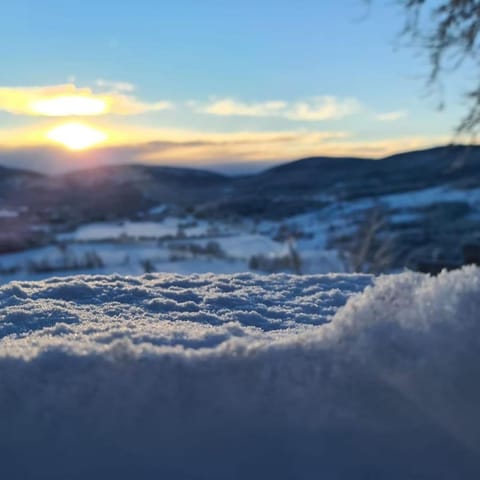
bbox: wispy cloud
[193,96,362,121]
[95,79,136,93]
[131,133,452,170]
[0,83,173,117]
[0,122,349,158]
[285,97,362,121]
[136,130,352,163]
[0,122,451,173]
[199,99,287,117]
[375,110,408,122]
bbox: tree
[385,0,480,134]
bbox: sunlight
[46,122,107,150]
[31,95,107,116]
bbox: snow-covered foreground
[1,268,480,479]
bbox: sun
[46,122,107,150]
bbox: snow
[0,208,19,218]
[57,219,182,241]
[382,186,480,209]
[148,204,168,215]
[0,216,345,282]
[1,267,480,478]
[0,242,249,282]
[389,211,420,224]
[211,233,285,258]
[57,217,219,243]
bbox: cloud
[0,119,452,173]
[0,126,349,171]
[194,96,362,121]
[95,79,136,93]
[109,131,453,171]
[285,97,362,121]
[200,99,288,117]
[375,110,408,122]
[0,81,361,122]
[136,130,352,164]
[0,83,173,117]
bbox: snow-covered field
[1,267,479,479]
[1,184,478,282]
[0,215,346,283]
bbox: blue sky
[0,0,469,171]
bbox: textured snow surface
[1,268,480,479]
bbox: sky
[0,0,470,172]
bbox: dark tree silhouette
[388,0,480,134]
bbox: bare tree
[375,0,480,134]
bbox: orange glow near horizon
[30,95,107,116]
[46,122,107,150]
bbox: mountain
[1,144,479,216]
[0,165,44,213]
[0,165,43,191]
[237,156,370,197]
[0,163,229,216]
[2,144,479,212]
[248,145,480,198]
[0,144,479,261]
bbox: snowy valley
[1,145,480,282]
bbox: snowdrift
[1,268,479,479]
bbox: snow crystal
[0,268,479,479]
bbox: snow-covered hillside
[3,145,480,280]
[1,267,480,478]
